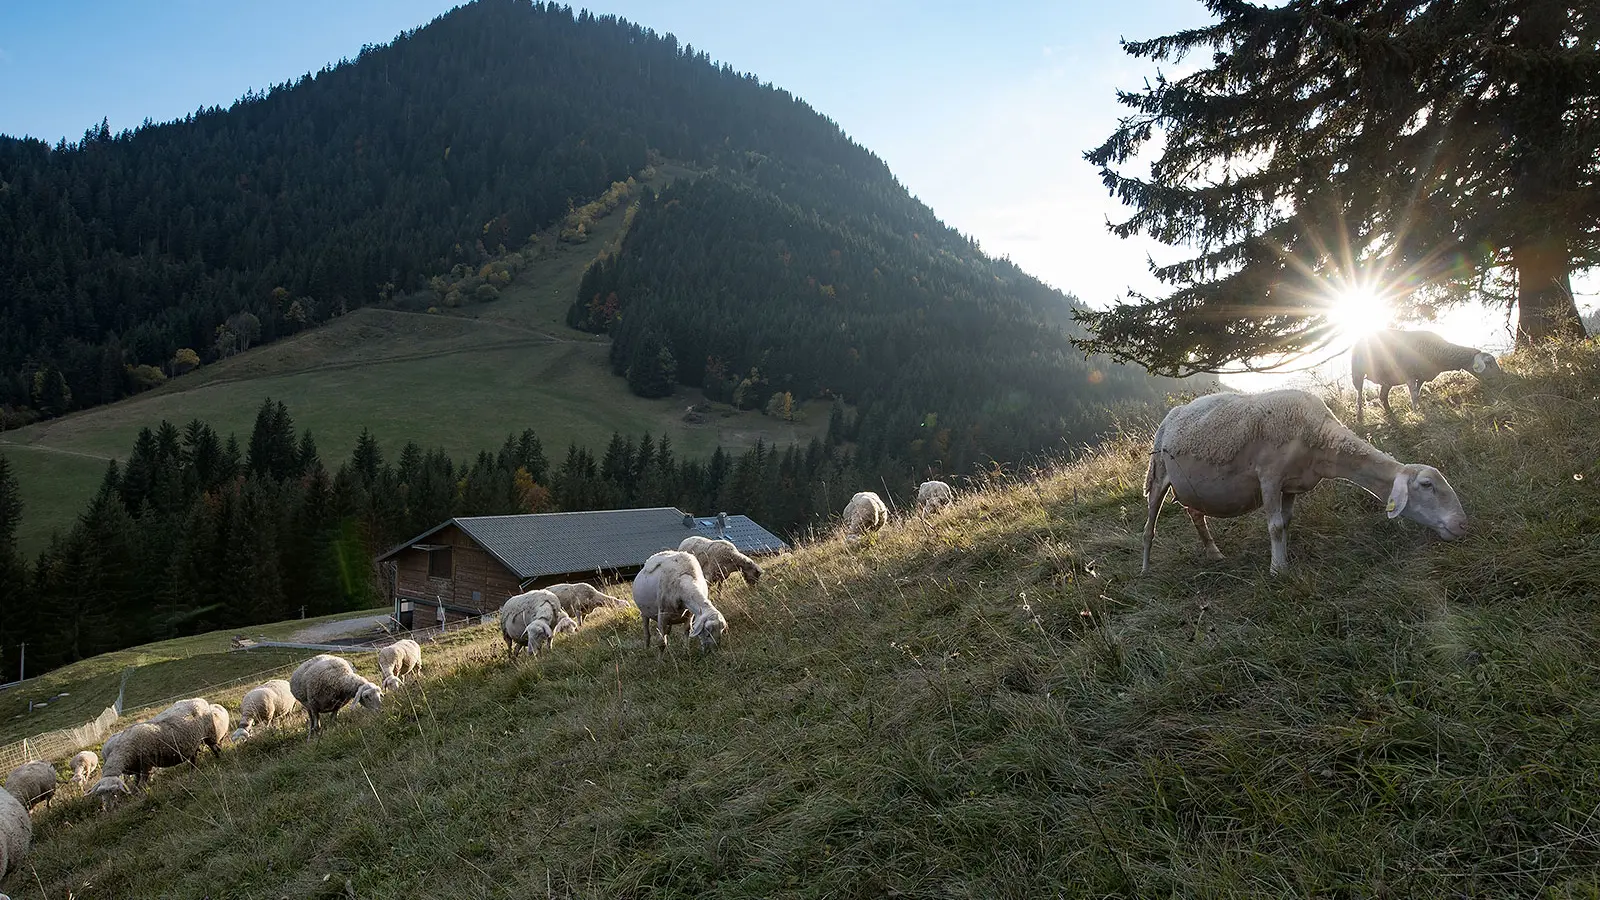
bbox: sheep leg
[1355,378,1366,425]
[1378,384,1395,418]
[1406,379,1423,410]
[1263,485,1291,573]
[656,613,671,653]
[1141,482,1166,574]
[1186,508,1224,562]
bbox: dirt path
[290,615,390,643]
[0,439,112,460]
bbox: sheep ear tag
[1386,475,1409,519]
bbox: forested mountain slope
[575,173,1171,470]
[0,0,1195,469]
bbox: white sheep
[543,582,629,626]
[632,550,727,652]
[1350,328,1500,424]
[0,789,30,879]
[842,491,888,541]
[150,698,228,758]
[289,655,383,737]
[378,639,422,689]
[677,536,762,599]
[1142,388,1469,574]
[3,762,56,811]
[89,699,229,803]
[70,750,99,788]
[916,480,954,516]
[232,679,299,741]
[499,589,576,658]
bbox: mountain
[0,0,1200,472]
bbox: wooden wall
[390,524,522,616]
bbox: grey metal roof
[377,507,788,581]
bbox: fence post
[116,667,133,716]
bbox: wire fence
[0,703,120,773]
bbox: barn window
[428,548,453,579]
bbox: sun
[1324,286,1391,339]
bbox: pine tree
[1080,0,1596,373]
[0,456,26,655]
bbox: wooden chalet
[374,508,788,627]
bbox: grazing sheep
[289,655,383,737]
[233,679,298,741]
[149,698,228,757]
[1351,329,1500,424]
[3,762,56,811]
[543,582,629,626]
[677,536,762,599]
[632,550,727,652]
[0,789,30,879]
[916,480,954,515]
[1142,388,1469,574]
[88,698,230,803]
[70,750,99,788]
[378,639,422,687]
[499,589,575,658]
[842,491,888,540]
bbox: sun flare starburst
[1324,286,1391,339]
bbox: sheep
[232,679,299,741]
[916,480,954,516]
[1142,388,1469,574]
[378,639,422,688]
[88,699,229,803]
[0,789,30,879]
[498,589,576,658]
[3,762,56,811]
[149,698,228,757]
[1350,329,1500,424]
[677,536,762,600]
[842,491,888,540]
[70,750,99,788]
[289,655,383,737]
[543,582,629,626]
[632,550,727,653]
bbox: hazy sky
[0,1,1589,388]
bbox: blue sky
[0,1,1585,387]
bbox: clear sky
[0,1,1590,389]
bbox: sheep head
[554,615,579,634]
[354,682,384,712]
[1387,464,1468,539]
[687,608,728,650]
[381,675,402,692]
[740,564,762,586]
[228,727,251,744]
[1470,351,1500,376]
[90,776,131,810]
[524,620,554,655]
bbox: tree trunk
[1512,238,1584,347]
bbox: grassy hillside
[12,340,1600,898]
[0,174,827,558]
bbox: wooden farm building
[374,508,788,627]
